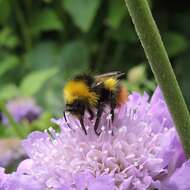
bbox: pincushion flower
[1,87,190,190]
[2,97,42,124]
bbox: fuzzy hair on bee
[64,80,99,106]
[63,72,128,135]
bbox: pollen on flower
[101,126,106,131]
[106,114,112,120]
[138,137,143,142]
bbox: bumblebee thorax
[63,80,98,106]
[103,78,117,91]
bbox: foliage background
[0,0,189,117]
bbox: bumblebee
[63,71,128,135]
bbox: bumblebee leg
[94,104,103,135]
[111,107,114,122]
[88,108,94,120]
[110,94,116,122]
[63,111,71,128]
[79,116,87,135]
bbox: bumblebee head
[65,100,86,117]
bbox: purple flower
[165,160,190,189]
[0,171,44,190]
[0,168,9,188]
[3,97,42,124]
[0,87,190,189]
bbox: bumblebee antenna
[63,111,71,128]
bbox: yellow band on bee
[63,80,98,106]
[103,78,117,91]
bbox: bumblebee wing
[93,71,126,87]
[94,71,126,80]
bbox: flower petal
[166,160,190,190]
[88,175,115,190]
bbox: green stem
[124,0,190,157]
[0,101,25,138]
[15,1,32,51]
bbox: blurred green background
[0,0,189,117]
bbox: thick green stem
[124,0,190,156]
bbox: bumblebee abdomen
[117,85,128,106]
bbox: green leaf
[163,32,188,58]
[0,55,20,77]
[0,84,20,101]
[111,24,137,43]
[0,0,11,24]
[43,81,63,114]
[143,80,156,91]
[0,124,6,137]
[31,9,63,36]
[30,112,53,131]
[57,40,90,78]
[63,0,100,32]
[175,55,190,108]
[106,0,126,29]
[0,125,17,138]
[25,42,57,70]
[0,27,19,48]
[38,41,90,112]
[20,68,58,96]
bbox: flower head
[0,87,189,190]
[3,97,42,124]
